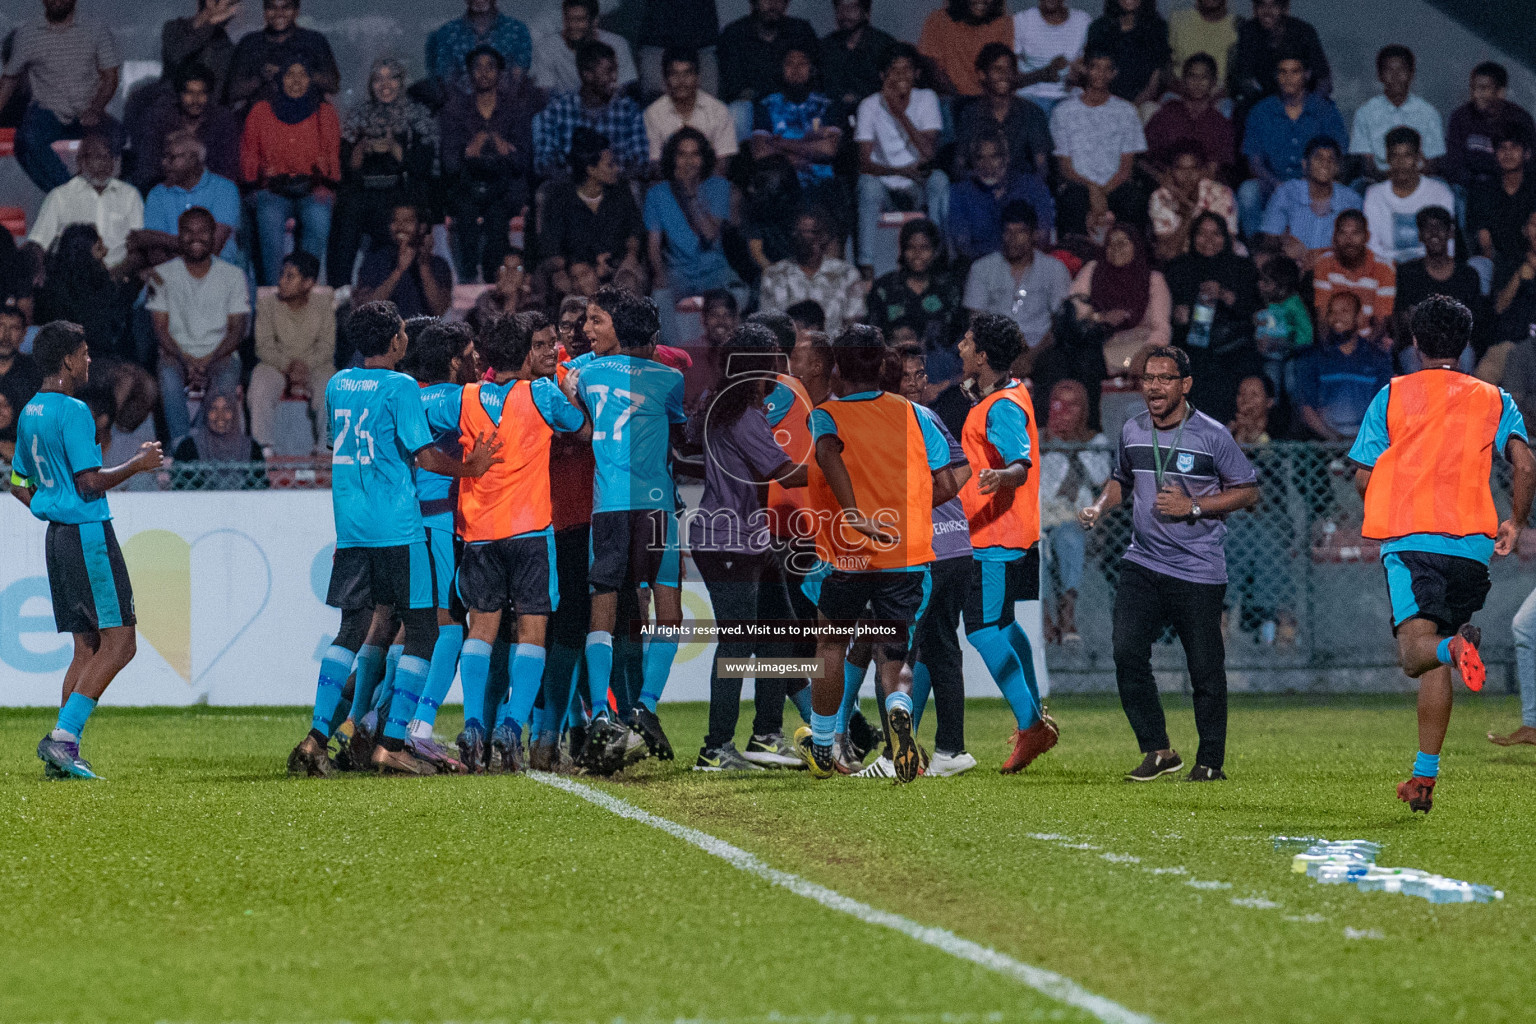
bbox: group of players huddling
[11,289,1527,810]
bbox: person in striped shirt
[1311,210,1396,333]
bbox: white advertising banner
[0,492,1047,707]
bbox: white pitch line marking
[528,772,1162,1024]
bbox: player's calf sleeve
[311,644,357,737]
[638,638,678,712]
[412,624,463,735]
[484,638,512,729]
[459,639,493,730]
[836,660,866,734]
[1003,622,1043,710]
[371,644,404,715]
[789,683,813,723]
[384,656,430,742]
[347,644,386,724]
[543,642,580,741]
[967,626,1039,730]
[54,692,97,741]
[500,643,547,732]
[911,662,933,731]
[584,632,614,716]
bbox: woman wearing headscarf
[327,57,439,289]
[1164,211,1262,423]
[170,387,267,490]
[240,58,342,286]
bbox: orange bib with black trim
[959,381,1041,551]
[456,380,554,542]
[766,374,814,538]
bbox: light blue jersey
[417,381,464,531]
[574,353,686,513]
[327,367,433,548]
[12,392,110,524]
[477,375,587,432]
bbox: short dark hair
[968,312,1022,374]
[592,286,660,348]
[1384,125,1422,155]
[660,125,717,181]
[899,217,942,257]
[477,312,533,373]
[1143,345,1191,379]
[349,301,404,358]
[785,300,825,332]
[0,303,26,326]
[1334,208,1368,232]
[173,61,216,94]
[1181,52,1218,78]
[1167,138,1207,165]
[701,288,739,316]
[576,39,617,75]
[967,125,1010,166]
[516,309,552,336]
[747,310,797,355]
[830,323,887,384]
[1303,134,1342,160]
[177,206,216,231]
[1473,61,1509,90]
[1261,255,1301,294]
[895,341,926,364]
[1273,47,1310,72]
[1000,199,1038,231]
[1083,46,1117,67]
[563,0,599,16]
[32,321,87,377]
[1410,295,1473,359]
[1376,44,1415,75]
[1415,205,1453,232]
[661,46,699,73]
[798,329,833,372]
[568,125,611,182]
[974,40,1015,74]
[409,320,472,383]
[879,42,920,74]
[282,249,320,281]
[465,44,505,73]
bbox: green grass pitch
[4,695,1535,1024]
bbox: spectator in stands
[1149,139,1237,262]
[1051,48,1148,237]
[1144,53,1234,174]
[954,42,1052,179]
[425,0,532,94]
[1067,223,1170,378]
[820,0,896,119]
[171,386,266,488]
[1236,51,1346,239]
[1258,135,1359,270]
[1470,128,1536,291]
[531,0,636,97]
[1013,0,1091,118]
[532,40,647,180]
[760,207,864,336]
[1362,127,1455,265]
[1165,211,1260,422]
[868,218,963,358]
[147,207,249,444]
[948,129,1055,263]
[1349,45,1445,185]
[645,48,737,174]
[440,46,540,285]
[138,129,241,265]
[918,0,1013,98]
[0,306,42,443]
[161,0,238,102]
[718,0,820,139]
[132,62,240,193]
[646,127,742,315]
[249,249,331,450]
[750,46,840,206]
[1446,61,1536,191]
[1494,211,1536,341]
[963,200,1072,351]
[240,58,340,286]
[1226,0,1330,118]
[226,0,338,111]
[0,237,35,322]
[1292,291,1392,441]
[328,57,437,291]
[856,43,948,270]
[1038,378,1112,643]
[1168,0,1236,90]
[352,204,452,319]
[542,127,645,295]
[1253,255,1310,368]
[1395,206,1486,343]
[1311,209,1394,331]
[637,0,720,98]
[27,131,142,271]
[470,250,533,331]
[0,0,123,194]
[1085,0,1169,110]
[740,154,803,274]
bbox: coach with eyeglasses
[1078,346,1259,783]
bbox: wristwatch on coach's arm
[1189,501,1202,520]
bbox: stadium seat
[0,206,25,237]
[672,294,704,347]
[0,128,14,160]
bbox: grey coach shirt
[1111,407,1257,585]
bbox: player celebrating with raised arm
[798,324,961,784]
[567,287,688,773]
[1348,295,1536,813]
[455,312,588,773]
[955,313,1057,775]
[289,302,501,778]
[10,322,166,779]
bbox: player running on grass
[455,312,588,772]
[288,302,501,777]
[10,321,166,779]
[1348,295,1536,813]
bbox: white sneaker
[926,750,977,777]
[853,755,895,779]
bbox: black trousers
[695,549,798,749]
[915,555,971,754]
[448,180,523,284]
[1111,559,1229,769]
[1055,179,1149,237]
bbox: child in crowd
[1254,256,1312,396]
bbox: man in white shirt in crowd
[146,207,250,445]
[1013,0,1090,119]
[644,46,737,175]
[1350,44,1445,183]
[248,250,335,451]
[27,131,142,270]
[1050,48,1148,236]
[1364,126,1455,265]
[855,42,947,272]
[530,0,636,96]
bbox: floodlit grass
[3,695,1535,1024]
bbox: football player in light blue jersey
[9,322,167,779]
[288,301,502,778]
[567,287,688,773]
